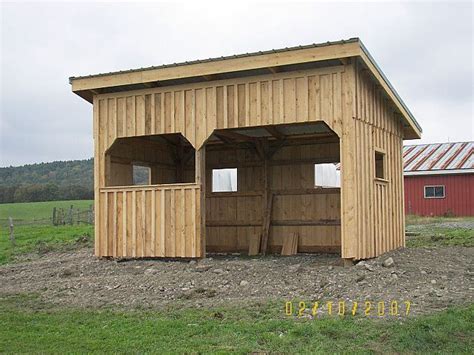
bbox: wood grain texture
[98,184,202,258]
[95,66,345,151]
[92,60,406,260]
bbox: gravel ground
[1,245,472,316]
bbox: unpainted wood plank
[281,232,298,256]
[248,233,261,256]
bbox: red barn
[403,142,474,216]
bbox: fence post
[52,207,57,226]
[88,204,94,224]
[8,217,15,246]
[67,205,74,225]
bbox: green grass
[0,199,93,223]
[407,227,474,248]
[406,216,474,248]
[406,215,473,226]
[0,224,93,264]
[0,200,94,265]
[0,294,472,353]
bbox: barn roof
[403,142,474,176]
[70,38,421,138]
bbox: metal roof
[403,142,473,175]
[69,38,359,82]
[334,142,473,175]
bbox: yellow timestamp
[285,300,411,317]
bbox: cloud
[1,1,472,166]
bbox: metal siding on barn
[404,174,474,216]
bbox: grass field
[0,201,473,352]
[0,294,472,353]
[0,200,93,223]
[405,215,474,247]
[0,200,93,265]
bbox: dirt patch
[1,245,472,315]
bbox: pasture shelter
[70,38,422,262]
[404,142,473,216]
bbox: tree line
[0,184,94,204]
[0,159,94,203]
[0,158,149,204]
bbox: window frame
[132,163,151,185]
[314,163,341,188]
[424,185,445,199]
[211,167,238,193]
[374,148,387,182]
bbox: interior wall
[205,140,341,253]
[105,136,195,187]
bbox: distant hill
[0,158,149,204]
[0,159,94,204]
[1,159,94,188]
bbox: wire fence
[2,205,94,236]
[52,205,94,226]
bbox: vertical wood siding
[93,61,407,260]
[95,66,345,152]
[94,66,348,258]
[97,184,202,258]
[347,67,405,259]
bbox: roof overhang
[70,38,421,139]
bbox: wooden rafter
[267,66,281,74]
[264,126,285,140]
[214,130,256,143]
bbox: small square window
[133,165,150,185]
[375,150,385,179]
[212,168,237,192]
[314,163,340,188]
[424,185,445,199]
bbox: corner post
[195,146,206,258]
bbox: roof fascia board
[70,41,360,92]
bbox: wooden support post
[260,139,273,255]
[343,258,354,267]
[195,147,206,258]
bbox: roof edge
[69,38,422,139]
[69,38,360,84]
[358,40,422,136]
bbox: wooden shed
[70,38,421,261]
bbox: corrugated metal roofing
[403,142,473,172]
[69,38,359,82]
[334,141,473,174]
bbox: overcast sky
[1,1,472,167]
